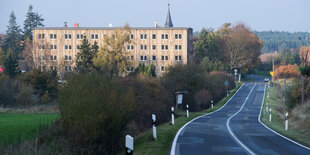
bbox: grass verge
[260,84,310,147]
[0,113,60,146]
[126,83,243,155]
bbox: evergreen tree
[75,37,98,73]
[4,11,22,54]
[4,48,19,78]
[194,28,219,63]
[0,48,4,66]
[23,5,44,40]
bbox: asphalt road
[171,79,310,155]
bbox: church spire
[165,4,173,27]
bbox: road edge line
[226,83,256,155]
[170,83,245,155]
[258,84,310,150]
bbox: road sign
[270,72,273,76]
[177,94,183,104]
[225,80,229,87]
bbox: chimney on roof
[64,22,68,27]
[154,21,159,28]
[74,23,79,28]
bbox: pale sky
[0,0,309,33]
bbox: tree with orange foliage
[274,65,300,79]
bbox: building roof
[33,27,192,30]
[165,4,173,27]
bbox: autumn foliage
[274,65,300,79]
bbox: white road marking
[258,84,310,150]
[170,84,245,155]
[226,83,257,155]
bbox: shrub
[58,73,135,154]
[16,85,34,107]
[0,75,17,107]
[195,89,212,109]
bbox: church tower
[165,4,173,27]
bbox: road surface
[171,80,310,155]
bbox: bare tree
[19,38,34,71]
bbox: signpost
[152,114,157,141]
[125,135,134,155]
[186,104,189,118]
[285,112,288,130]
[211,100,214,109]
[225,80,229,96]
[171,107,175,125]
[234,69,238,82]
[269,109,272,122]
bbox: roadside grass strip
[0,113,59,146]
[260,84,310,148]
[124,83,243,155]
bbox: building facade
[32,6,193,76]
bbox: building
[32,5,193,76]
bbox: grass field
[0,113,59,146]
[125,83,243,155]
[260,84,310,147]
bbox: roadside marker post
[152,114,157,141]
[171,107,175,125]
[266,102,269,113]
[125,135,134,155]
[269,109,272,122]
[211,100,214,109]
[186,104,189,118]
[285,112,288,130]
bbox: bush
[16,85,34,107]
[195,89,212,109]
[58,73,135,154]
[0,75,17,107]
[287,77,310,109]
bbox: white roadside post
[186,104,189,118]
[285,112,288,130]
[211,100,214,109]
[125,135,134,155]
[171,107,175,125]
[269,109,272,122]
[152,114,157,141]
[266,102,269,113]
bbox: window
[64,34,72,39]
[129,55,134,60]
[65,55,68,60]
[91,34,98,39]
[50,45,57,50]
[77,45,81,49]
[69,56,72,60]
[161,66,166,72]
[64,45,72,50]
[50,34,57,39]
[152,34,156,39]
[127,45,134,50]
[140,34,147,40]
[175,55,182,61]
[152,45,156,50]
[175,45,182,50]
[130,34,134,39]
[54,55,57,60]
[65,66,72,72]
[152,55,156,60]
[77,34,83,39]
[165,56,168,60]
[161,45,168,50]
[140,55,147,61]
[161,34,168,39]
[140,45,147,50]
[38,34,45,39]
[175,34,182,39]
[161,55,168,61]
[50,55,53,60]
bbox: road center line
[226,83,256,155]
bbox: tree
[93,24,131,78]
[194,28,219,62]
[0,48,5,66]
[134,63,156,77]
[200,56,225,72]
[19,38,34,71]
[3,11,22,54]
[218,24,263,72]
[4,48,19,78]
[23,5,44,40]
[75,37,99,73]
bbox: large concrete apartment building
[32,5,193,76]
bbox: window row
[126,45,182,51]
[38,55,72,61]
[139,55,182,61]
[37,33,183,40]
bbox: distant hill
[254,31,310,53]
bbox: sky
[0,0,310,33]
